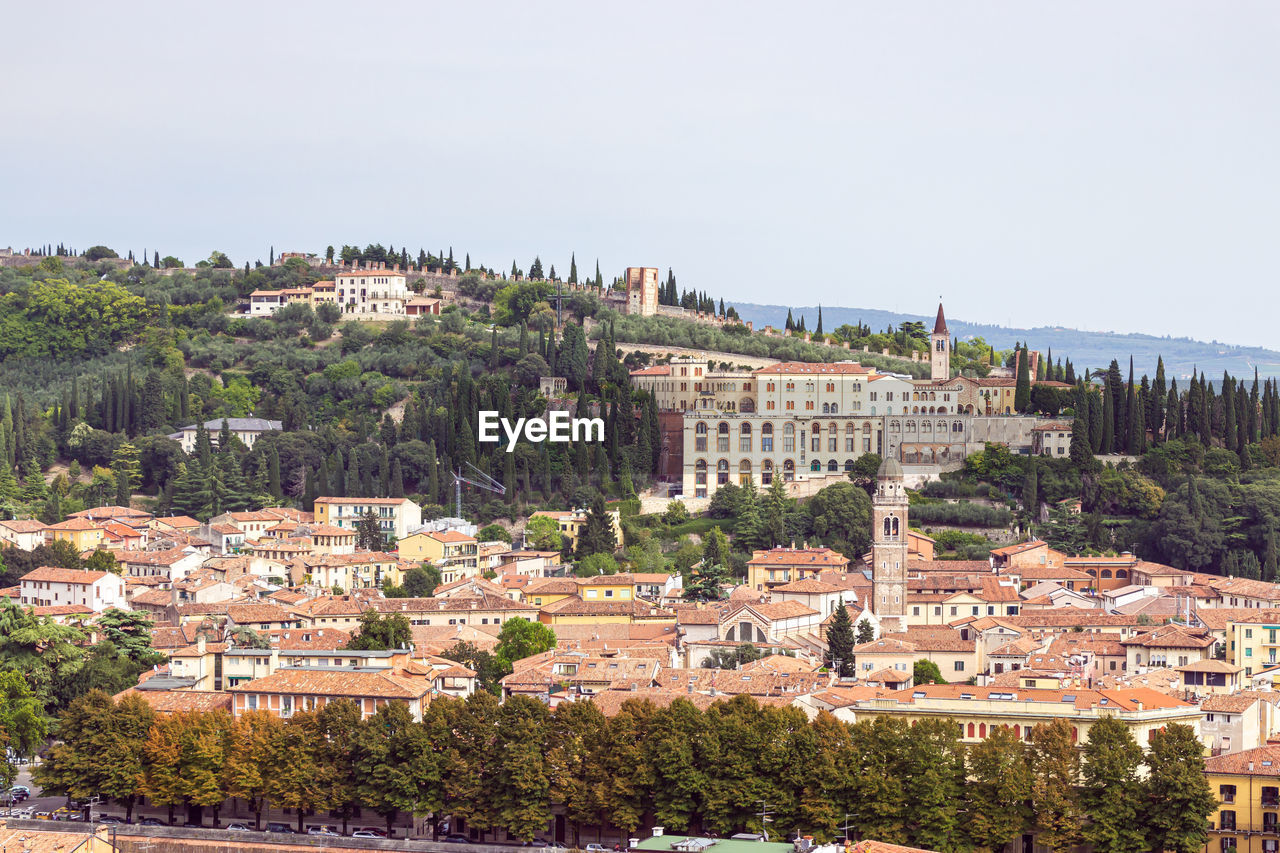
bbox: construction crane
[451,462,505,519]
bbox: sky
[3,2,1278,348]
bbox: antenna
[757,800,773,842]
[451,462,505,519]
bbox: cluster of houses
[247,261,442,318]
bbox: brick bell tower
[871,455,909,633]
[930,302,950,381]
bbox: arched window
[822,403,830,414]
[739,422,752,453]
[827,459,838,472]
[1101,569,1112,579]
[717,422,730,452]
[844,459,855,472]
[810,459,822,472]
[716,458,729,485]
[695,420,708,452]
[890,420,901,432]
[846,422,856,452]
[979,723,987,738]
[696,422,708,434]
[783,459,795,482]
[695,459,707,485]
[1117,569,1129,579]
[967,723,975,739]
[828,422,838,452]
[762,459,774,485]
[923,420,932,433]
[830,403,838,414]
[739,459,752,486]
[761,422,774,452]
[784,422,796,452]
[953,421,963,432]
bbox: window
[1220,784,1236,803]
[1264,786,1280,808]
[695,421,707,452]
[953,660,965,671]
[717,422,730,452]
[784,423,795,452]
[1220,811,1236,831]
[762,423,774,452]
[739,423,752,452]
[717,459,729,485]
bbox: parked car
[96,816,125,825]
[585,845,609,852]
[308,826,340,836]
[10,786,29,800]
[266,822,297,834]
[33,811,52,820]
[225,823,252,832]
[443,834,472,843]
[355,827,388,837]
[353,831,381,838]
[139,818,165,826]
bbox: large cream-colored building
[334,263,411,315]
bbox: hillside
[733,302,1280,380]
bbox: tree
[575,552,620,577]
[1143,723,1217,853]
[856,618,875,644]
[1080,715,1146,853]
[1070,413,1093,468]
[94,609,159,663]
[1014,345,1031,413]
[807,482,872,559]
[440,641,507,694]
[526,514,563,551]
[36,690,151,820]
[223,710,281,829]
[825,605,855,676]
[703,643,764,670]
[356,701,439,836]
[347,610,411,651]
[495,617,557,671]
[1027,719,1083,853]
[355,509,386,551]
[477,523,512,544]
[965,726,1031,852]
[575,495,617,558]
[683,561,731,601]
[395,564,440,598]
[85,549,121,574]
[913,659,944,685]
[702,525,729,569]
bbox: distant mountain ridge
[731,302,1280,381]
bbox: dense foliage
[35,690,1214,849]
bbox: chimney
[652,827,665,838]
[197,634,206,655]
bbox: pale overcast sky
[3,2,1277,347]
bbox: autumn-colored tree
[1027,719,1083,853]
[223,711,281,829]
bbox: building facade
[872,457,909,632]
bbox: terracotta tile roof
[525,578,585,596]
[629,365,672,376]
[771,578,846,594]
[589,689,721,716]
[732,600,820,621]
[32,604,93,617]
[989,539,1048,557]
[119,548,194,566]
[879,684,1191,712]
[314,496,414,505]
[1196,608,1280,630]
[1048,633,1126,658]
[151,625,202,650]
[21,566,111,584]
[1121,624,1216,649]
[69,505,151,519]
[228,603,295,624]
[47,517,103,531]
[882,627,975,652]
[131,589,174,607]
[153,515,202,529]
[853,637,917,655]
[1174,659,1243,674]
[1201,693,1261,713]
[578,574,636,586]
[866,667,912,684]
[1016,565,1093,581]
[908,559,993,574]
[0,519,47,533]
[747,547,850,568]
[1005,609,1155,629]
[676,606,723,626]
[1204,745,1280,776]
[229,667,433,700]
[541,598,674,618]
[376,594,534,614]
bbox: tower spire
[933,302,948,335]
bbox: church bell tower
[871,456,909,633]
[930,303,950,381]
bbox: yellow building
[524,577,580,609]
[530,509,622,553]
[578,575,634,602]
[841,684,1203,747]
[1204,745,1280,851]
[1228,615,1280,677]
[746,546,851,592]
[399,529,479,578]
[312,497,422,542]
[45,517,106,551]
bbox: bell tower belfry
[871,456,908,633]
[930,303,950,381]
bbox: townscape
[0,244,1274,853]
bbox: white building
[168,418,282,453]
[0,519,48,551]
[20,566,128,612]
[334,263,411,315]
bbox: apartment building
[746,546,851,592]
[1205,745,1280,851]
[312,497,422,541]
[20,566,127,612]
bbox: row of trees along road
[35,689,1214,852]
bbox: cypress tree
[1222,373,1237,452]
[815,305,824,336]
[1088,392,1103,453]
[1167,380,1181,440]
[267,447,282,500]
[1123,358,1136,453]
[1100,390,1114,454]
[1014,345,1032,413]
[785,309,794,332]
[1151,356,1166,442]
